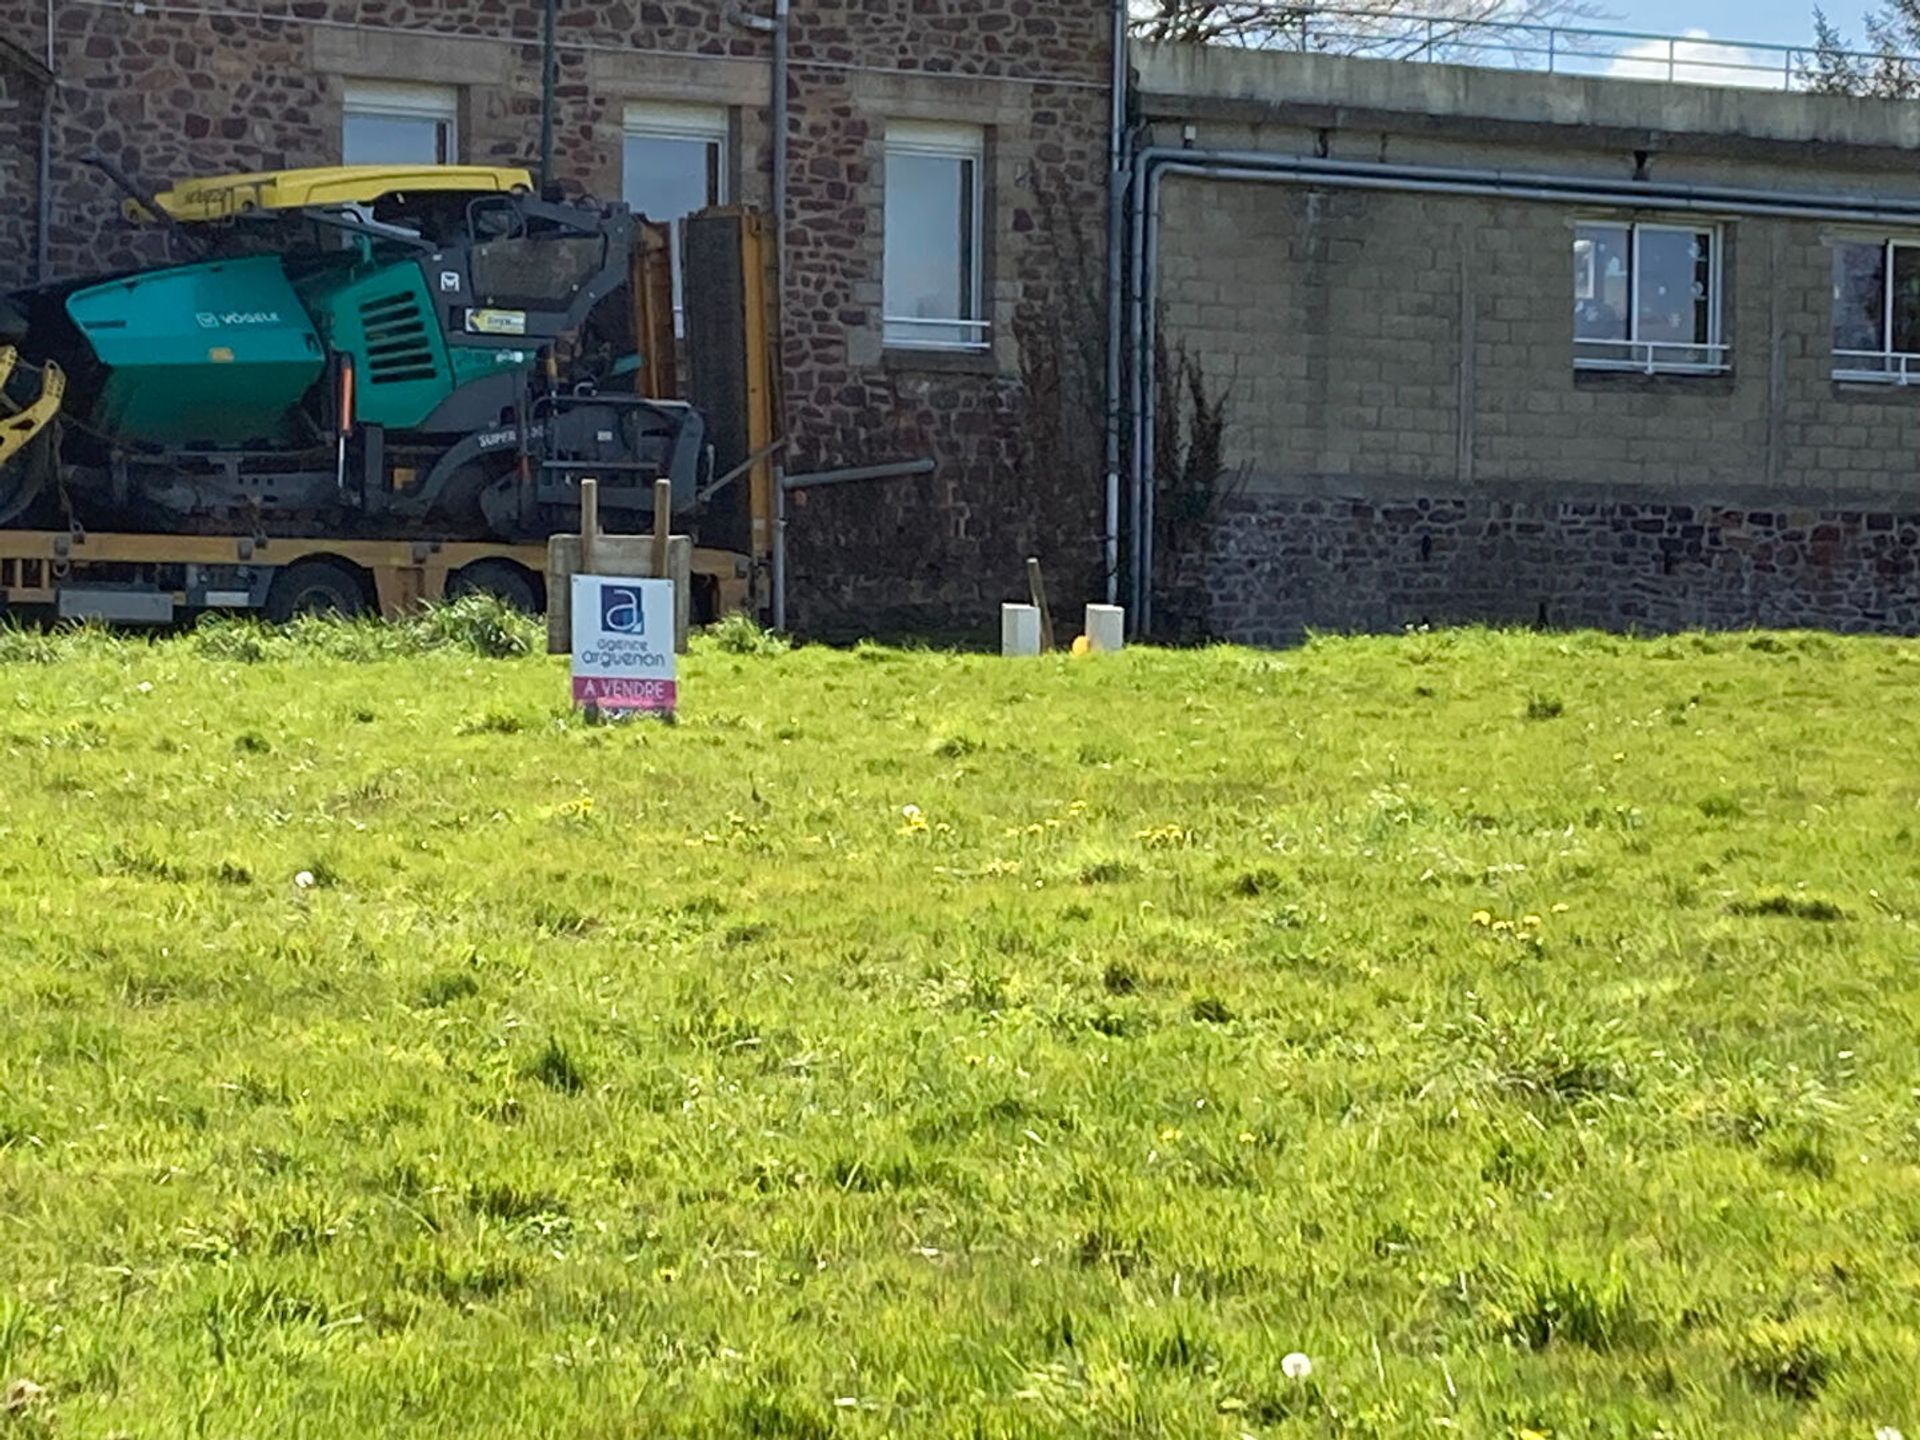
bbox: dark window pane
[622,135,724,334]
[1636,229,1712,345]
[885,150,978,347]
[1892,246,1920,355]
[621,135,721,223]
[344,113,450,166]
[1574,224,1630,343]
[1832,242,1887,355]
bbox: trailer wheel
[692,574,719,626]
[265,560,368,623]
[446,560,543,613]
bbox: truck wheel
[265,561,368,623]
[446,560,542,613]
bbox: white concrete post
[1001,603,1041,657]
[1085,604,1126,653]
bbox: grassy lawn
[0,612,1916,1437]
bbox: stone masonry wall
[1201,492,1920,646]
[0,0,1113,634]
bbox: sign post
[570,574,677,716]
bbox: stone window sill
[1573,368,1737,397]
[882,347,999,378]
[1832,376,1920,399]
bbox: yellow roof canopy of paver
[130,166,536,223]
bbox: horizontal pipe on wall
[783,458,935,490]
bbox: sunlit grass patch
[0,623,1915,1434]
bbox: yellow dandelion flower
[1551,902,1570,914]
[1159,1127,1182,1143]
[1238,1131,1257,1145]
[1471,910,1493,927]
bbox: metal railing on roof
[1223,8,1920,93]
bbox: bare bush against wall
[1804,2,1920,96]
[1151,322,1244,639]
[1133,0,1597,54]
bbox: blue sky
[1603,0,1875,45]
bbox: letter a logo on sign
[600,584,645,636]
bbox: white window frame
[1573,221,1727,377]
[1832,238,1920,386]
[623,102,730,337]
[883,120,988,353]
[342,80,459,166]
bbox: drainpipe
[1101,0,1127,608]
[772,0,789,278]
[35,0,53,282]
[730,1,788,255]
[769,0,789,624]
[538,0,557,189]
[1123,144,1920,636]
[1125,138,1152,630]
[772,461,787,632]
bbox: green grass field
[1,610,1916,1437]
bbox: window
[1572,222,1724,374]
[342,81,458,166]
[623,103,728,335]
[884,122,987,351]
[1831,239,1920,384]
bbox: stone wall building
[15,11,1920,643]
[1139,45,1920,642]
[0,0,1116,632]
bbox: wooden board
[546,533,692,655]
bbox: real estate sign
[570,575,676,714]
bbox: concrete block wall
[1146,47,1920,641]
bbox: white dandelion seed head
[294,870,316,890]
[1281,1352,1312,1381]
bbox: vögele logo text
[195,311,283,329]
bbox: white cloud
[1603,28,1786,89]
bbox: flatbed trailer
[1,182,779,629]
[0,528,750,624]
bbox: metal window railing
[1217,8,1920,94]
[882,315,993,351]
[1833,349,1920,384]
[1574,339,1730,375]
